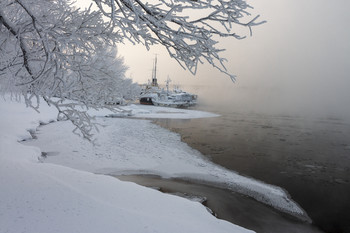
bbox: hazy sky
[117,0,350,118]
[81,0,350,118]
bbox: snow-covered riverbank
[0,98,307,232]
[0,98,253,233]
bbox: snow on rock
[0,98,253,233]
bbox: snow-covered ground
[0,98,307,233]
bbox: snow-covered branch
[0,0,129,138]
[93,0,265,79]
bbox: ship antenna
[166,75,171,95]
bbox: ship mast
[152,55,158,87]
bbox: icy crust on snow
[121,104,220,119]
[0,98,253,233]
[88,103,220,119]
[24,114,309,221]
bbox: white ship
[139,56,197,108]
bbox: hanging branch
[93,0,265,79]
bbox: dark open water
[153,105,350,233]
[118,174,322,233]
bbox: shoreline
[27,115,320,232]
[23,115,310,222]
[18,103,324,231]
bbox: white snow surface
[0,98,253,233]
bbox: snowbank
[0,98,253,233]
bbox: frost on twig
[48,98,99,142]
[94,0,265,79]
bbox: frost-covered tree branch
[0,0,127,139]
[93,0,265,80]
[65,46,139,106]
[0,0,262,139]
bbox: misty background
[116,0,350,119]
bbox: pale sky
[80,0,350,118]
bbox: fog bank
[118,0,350,120]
